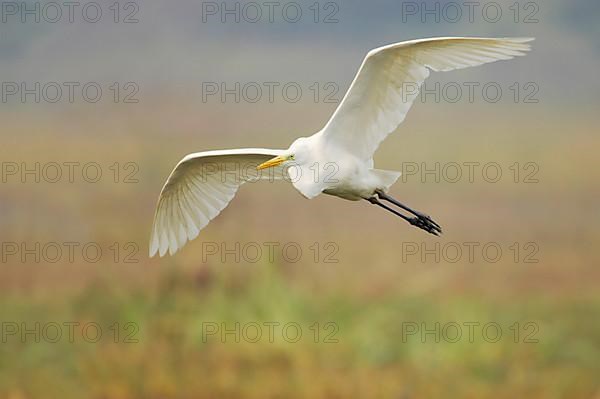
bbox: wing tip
[500,37,535,53]
[149,230,161,258]
[510,37,535,42]
[368,36,536,59]
[149,225,157,257]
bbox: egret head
[256,137,308,170]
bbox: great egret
[150,36,533,257]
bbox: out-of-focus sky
[1,0,598,106]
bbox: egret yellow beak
[257,155,287,170]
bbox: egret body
[150,37,533,257]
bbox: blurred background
[1,0,599,397]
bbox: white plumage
[150,37,533,257]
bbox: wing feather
[321,37,534,159]
[150,149,285,257]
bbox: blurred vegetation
[1,103,599,398]
[1,262,600,398]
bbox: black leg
[367,196,412,223]
[376,190,428,219]
[368,191,442,236]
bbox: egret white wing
[321,37,534,160]
[149,149,285,257]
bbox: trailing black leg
[367,196,412,222]
[369,191,442,236]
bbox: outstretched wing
[320,37,534,160]
[149,149,285,257]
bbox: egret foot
[409,215,442,236]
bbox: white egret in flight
[150,37,533,257]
